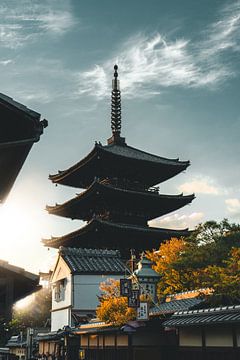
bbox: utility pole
[27,328,34,360]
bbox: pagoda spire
[108,65,125,145]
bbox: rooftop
[46,179,194,222]
[0,259,39,281]
[59,247,126,274]
[0,93,47,203]
[162,305,240,327]
[43,218,190,253]
[49,142,190,189]
[150,297,203,316]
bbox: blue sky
[0,0,240,273]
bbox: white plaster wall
[237,326,240,347]
[73,274,122,310]
[179,327,202,347]
[205,326,233,347]
[51,308,70,331]
[52,275,72,310]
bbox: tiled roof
[7,335,26,347]
[49,142,190,189]
[162,305,240,327]
[60,247,126,274]
[150,298,203,316]
[36,330,66,341]
[43,218,190,250]
[0,260,39,281]
[46,180,194,222]
[0,93,47,203]
[0,93,41,119]
[102,143,189,166]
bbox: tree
[96,279,136,326]
[11,287,51,331]
[147,238,187,298]
[147,220,240,303]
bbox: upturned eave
[46,180,195,221]
[42,218,190,252]
[48,142,190,189]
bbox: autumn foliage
[97,220,240,325]
[147,220,240,304]
[96,279,136,326]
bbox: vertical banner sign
[137,302,149,321]
[128,289,140,308]
[120,279,131,297]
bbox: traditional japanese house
[38,290,207,360]
[0,93,47,203]
[43,65,194,256]
[162,304,240,360]
[50,247,125,331]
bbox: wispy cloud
[178,176,224,195]
[149,212,204,230]
[225,198,240,217]
[0,59,13,66]
[0,0,76,48]
[77,1,240,99]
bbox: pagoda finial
[108,65,125,145]
[111,64,121,136]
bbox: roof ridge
[174,304,240,316]
[59,246,121,258]
[103,142,190,165]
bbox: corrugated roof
[162,305,240,327]
[150,298,203,316]
[60,247,126,274]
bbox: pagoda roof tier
[49,142,190,189]
[42,218,190,253]
[46,180,195,221]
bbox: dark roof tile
[60,247,126,274]
[150,298,203,316]
[163,305,240,327]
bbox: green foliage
[148,220,240,303]
[178,219,240,269]
[12,287,51,330]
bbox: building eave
[0,93,47,203]
[46,180,195,221]
[48,142,190,189]
[42,219,190,252]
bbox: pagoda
[43,65,194,257]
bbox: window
[53,279,66,302]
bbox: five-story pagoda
[43,65,194,257]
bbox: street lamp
[133,253,160,303]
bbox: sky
[0,0,240,273]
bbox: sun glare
[0,191,46,271]
[14,294,33,310]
